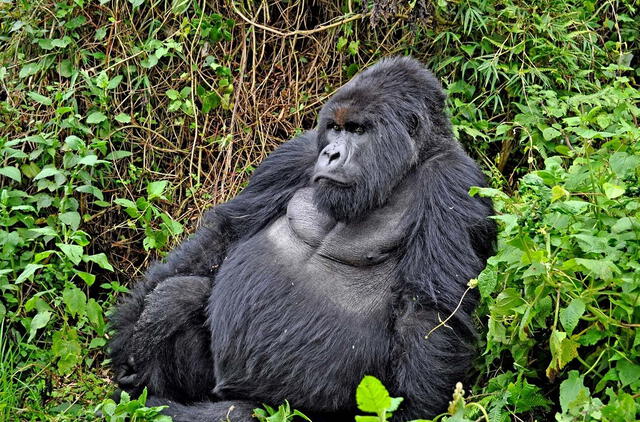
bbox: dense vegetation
[0,0,638,420]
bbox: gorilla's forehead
[320,90,382,123]
[319,56,445,124]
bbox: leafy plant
[253,401,311,422]
[96,389,171,422]
[355,376,405,422]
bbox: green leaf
[337,37,348,51]
[115,113,131,123]
[468,186,510,200]
[65,16,86,30]
[559,298,585,335]
[20,62,41,78]
[59,211,81,231]
[356,376,391,414]
[95,27,107,41]
[542,127,561,140]
[34,166,62,180]
[147,180,168,200]
[550,185,569,202]
[87,299,105,334]
[491,288,526,316]
[172,0,191,15]
[107,75,123,89]
[106,150,133,160]
[56,243,84,265]
[96,72,109,89]
[140,55,158,68]
[74,270,96,286]
[617,360,640,386]
[37,39,53,50]
[51,37,71,48]
[115,198,137,209]
[63,286,87,318]
[547,330,580,379]
[76,185,104,200]
[89,337,107,349]
[477,267,497,298]
[64,135,85,151]
[387,396,404,413]
[28,311,52,342]
[559,371,590,414]
[52,328,81,374]
[84,253,114,271]
[78,155,101,166]
[611,217,639,233]
[58,60,73,78]
[574,258,619,281]
[602,182,625,199]
[348,40,360,56]
[16,263,44,284]
[28,91,52,106]
[609,151,640,178]
[0,166,22,182]
[166,89,180,100]
[86,111,107,124]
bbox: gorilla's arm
[109,131,318,398]
[391,148,496,418]
[147,130,319,284]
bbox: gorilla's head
[312,56,452,221]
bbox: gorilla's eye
[328,123,341,131]
[354,125,365,135]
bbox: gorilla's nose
[318,143,347,170]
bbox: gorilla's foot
[145,396,258,422]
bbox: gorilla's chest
[207,187,410,407]
[263,187,407,311]
[283,187,407,265]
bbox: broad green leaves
[479,76,640,421]
[28,311,51,341]
[0,166,21,182]
[355,376,403,422]
[559,298,585,335]
[86,111,107,124]
[27,91,52,105]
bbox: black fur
[109,57,496,421]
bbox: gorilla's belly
[207,187,409,410]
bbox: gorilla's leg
[391,303,476,420]
[110,276,215,401]
[145,397,257,422]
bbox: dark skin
[109,57,496,422]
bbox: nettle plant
[0,130,118,372]
[468,73,640,420]
[0,62,185,414]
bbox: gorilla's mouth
[312,174,352,187]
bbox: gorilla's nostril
[328,151,340,164]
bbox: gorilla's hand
[112,276,216,401]
[115,355,138,389]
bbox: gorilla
[109,56,496,421]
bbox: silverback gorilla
[109,57,496,421]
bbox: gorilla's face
[311,57,450,222]
[311,97,419,222]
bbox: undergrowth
[0,0,638,420]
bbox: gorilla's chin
[312,182,374,222]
